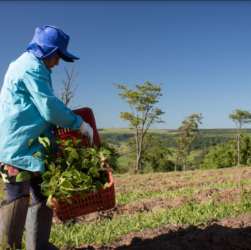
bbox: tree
[112,82,165,172]
[193,149,210,169]
[140,135,173,172]
[229,109,251,166]
[240,133,251,165]
[229,139,237,166]
[174,149,183,171]
[126,134,173,172]
[126,134,161,171]
[56,65,80,108]
[175,113,203,171]
[146,145,173,172]
[201,133,251,170]
[200,143,233,169]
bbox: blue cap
[27,25,79,62]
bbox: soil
[2,167,251,249]
[52,187,243,225]
[61,214,251,250]
[116,180,219,193]
[114,167,251,192]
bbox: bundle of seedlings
[32,135,116,208]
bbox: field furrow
[1,166,250,249]
[53,186,244,226]
[62,214,251,250]
[114,168,251,189]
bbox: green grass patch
[117,155,127,167]
[20,187,251,249]
[116,179,251,206]
[116,187,196,205]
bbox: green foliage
[98,128,251,172]
[229,109,251,128]
[199,133,251,169]
[0,235,16,250]
[112,82,165,172]
[100,129,250,172]
[229,109,251,165]
[239,133,251,165]
[34,136,116,206]
[192,149,210,168]
[100,133,133,147]
[126,134,173,173]
[142,135,173,172]
[233,133,251,166]
[175,113,203,170]
[99,140,121,172]
[200,143,233,169]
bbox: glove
[79,121,93,145]
[100,156,109,167]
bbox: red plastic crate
[53,107,102,156]
[54,127,91,157]
[51,107,116,221]
[51,172,115,221]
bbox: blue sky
[0,1,251,129]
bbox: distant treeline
[100,128,247,151]
[100,133,133,146]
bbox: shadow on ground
[61,216,251,250]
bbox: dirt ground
[58,167,251,250]
[61,214,251,250]
[2,167,251,249]
[52,186,242,226]
[114,168,251,192]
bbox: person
[0,25,93,250]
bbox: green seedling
[33,135,117,206]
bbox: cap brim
[57,49,79,62]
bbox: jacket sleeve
[23,65,83,130]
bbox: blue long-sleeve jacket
[0,52,83,173]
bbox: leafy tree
[229,109,251,166]
[175,113,203,171]
[112,82,165,172]
[141,136,173,172]
[200,143,233,169]
[192,149,209,169]
[174,149,183,171]
[229,139,237,166]
[126,134,172,172]
[240,133,251,165]
[201,133,251,170]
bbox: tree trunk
[175,155,178,171]
[135,155,140,172]
[135,142,142,172]
[234,150,236,166]
[134,131,140,172]
[237,135,240,166]
[183,156,186,171]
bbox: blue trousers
[5,176,46,204]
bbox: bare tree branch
[54,64,81,109]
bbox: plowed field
[52,167,251,249]
[1,167,251,249]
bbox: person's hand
[79,121,93,145]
